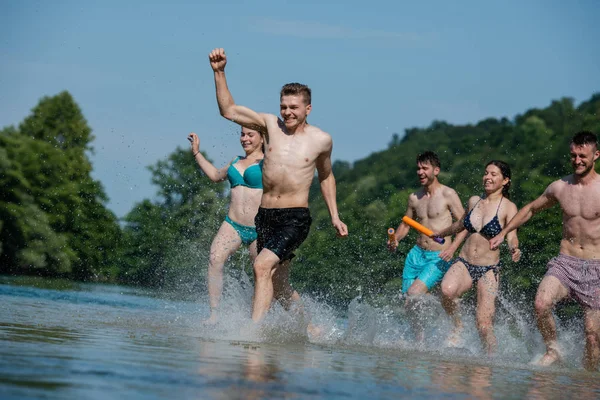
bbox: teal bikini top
[227,157,263,189]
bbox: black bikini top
[463,197,503,239]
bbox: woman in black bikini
[433,160,521,355]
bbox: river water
[1,275,599,399]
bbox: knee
[441,282,457,300]
[585,324,600,346]
[208,252,226,271]
[407,285,425,297]
[253,259,272,279]
[534,296,553,316]
[586,332,600,348]
[477,319,493,336]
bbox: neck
[485,190,503,201]
[574,166,599,185]
[245,148,263,159]
[424,180,441,194]
[286,120,309,135]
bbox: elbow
[319,171,334,184]
[220,107,233,120]
[218,102,236,120]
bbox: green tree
[119,148,229,291]
[0,92,120,280]
[0,128,74,274]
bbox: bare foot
[446,327,464,348]
[307,323,324,339]
[534,347,562,367]
[415,329,425,344]
[202,314,218,325]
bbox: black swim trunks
[255,207,312,261]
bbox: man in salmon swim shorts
[490,131,600,371]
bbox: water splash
[192,275,589,371]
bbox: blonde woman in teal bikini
[189,128,266,324]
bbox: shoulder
[440,185,460,199]
[408,189,424,204]
[309,126,333,152]
[262,113,278,122]
[546,176,569,195]
[503,198,518,213]
[407,191,419,203]
[311,125,332,141]
[468,195,481,207]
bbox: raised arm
[489,184,558,250]
[188,133,229,182]
[209,48,268,133]
[316,136,348,237]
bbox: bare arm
[435,196,475,238]
[316,138,348,237]
[209,48,269,133]
[388,197,415,251]
[188,133,229,182]
[504,202,521,262]
[438,190,468,261]
[490,185,558,249]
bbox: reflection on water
[1,276,600,399]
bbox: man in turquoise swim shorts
[388,151,467,341]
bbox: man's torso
[411,186,454,250]
[553,174,600,259]
[260,117,327,208]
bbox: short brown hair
[571,131,598,150]
[280,83,311,105]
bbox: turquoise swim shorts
[402,245,451,293]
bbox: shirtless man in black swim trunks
[209,48,348,322]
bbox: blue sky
[1,0,599,217]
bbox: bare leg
[476,270,499,355]
[272,260,295,310]
[251,249,281,322]
[406,279,429,342]
[583,309,600,371]
[205,222,242,324]
[533,275,569,366]
[440,261,472,346]
[271,260,323,337]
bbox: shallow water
[1,275,599,399]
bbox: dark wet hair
[416,151,440,169]
[571,131,598,150]
[280,83,311,105]
[486,160,511,199]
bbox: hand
[208,48,227,72]
[438,247,455,262]
[511,247,522,262]
[332,218,348,237]
[489,234,505,250]
[187,132,200,154]
[387,238,399,252]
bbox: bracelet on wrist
[193,151,199,157]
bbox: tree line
[1,91,599,306]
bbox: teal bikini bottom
[225,215,257,245]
